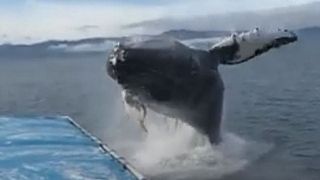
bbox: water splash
[123,114,273,179]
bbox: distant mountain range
[0,27,319,58]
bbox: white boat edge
[61,116,146,180]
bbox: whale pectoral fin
[122,91,148,133]
[138,104,148,133]
[207,93,223,145]
[191,105,223,144]
[208,125,222,145]
[209,28,298,65]
[139,120,148,133]
[192,78,224,145]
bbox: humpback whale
[107,28,297,144]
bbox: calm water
[0,36,319,179]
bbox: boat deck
[0,116,144,180]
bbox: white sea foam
[122,113,273,179]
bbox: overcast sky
[1,0,319,43]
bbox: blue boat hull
[0,116,144,180]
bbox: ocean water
[0,36,319,179]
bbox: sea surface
[0,36,319,179]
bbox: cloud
[48,40,116,52]
[76,25,100,32]
[0,1,165,43]
[125,1,320,33]
[1,0,320,43]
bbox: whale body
[107,28,297,144]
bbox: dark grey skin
[107,31,297,144]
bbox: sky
[0,0,319,43]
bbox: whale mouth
[106,43,143,90]
[107,42,157,85]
